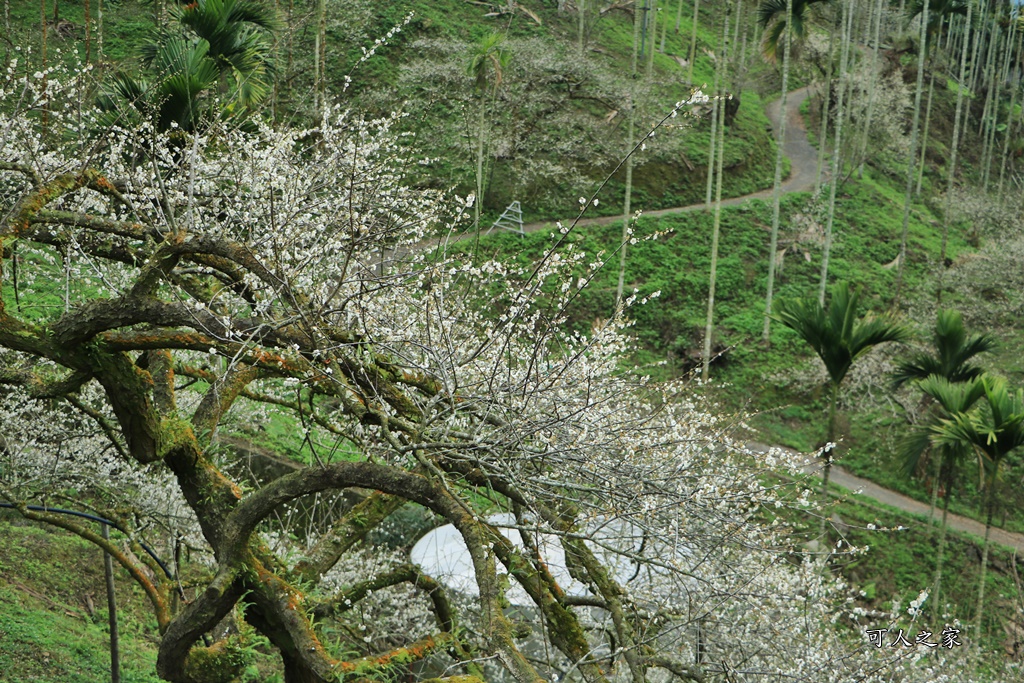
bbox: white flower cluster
[0,377,205,559]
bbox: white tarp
[411,513,689,607]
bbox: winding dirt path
[746,443,1024,553]
[512,85,819,235]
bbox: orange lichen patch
[158,418,199,458]
[245,559,343,669]
[252,561,306,613]
[176,363,217,382]
[398,369,443,394]
[535,558,566,600]
[244,348,305,375]
[337,634,451,675]
[90,175,118,194]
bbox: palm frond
[930,375,1024,489]
[774,283,905,386]
[96,72,153,129]
[891,351,940,388]
[850,315,910,359]
[891,309,993,387]
[897,427,934,477]
[761,20,786,62]
[756,0,789,28]
[908,0,967,20]
[918,375,985,415]
[467,33,509,93]
[224,0,279,32]
[931,410,981,455]
[175,0,276,87]
[757,0,829,59]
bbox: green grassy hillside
[0,517,162,683]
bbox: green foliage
[94,0,277,131]
[8,0,1024,673]
[891,309,996,388]
[773,282,909,387]
[907,0,968,41]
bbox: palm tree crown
[756,0,833,61]
[467,32,511,95]
[98,37,220,132]
[928,374,1024,634]
[901,373,987,618]
[891,308,995,388]
[171,0,278,107]
[99,0,277,132]
[933,375,1024,466]
[773,282,910,388]
[774,283,908,531]
[899,374,986,476]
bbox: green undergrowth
[0,517,162,683]
[0,516,286,682]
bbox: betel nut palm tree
[930,375,1024,638]
[891,309,994,614]
[467,32,511,233]
[762,0,795,341]
[899,375,985,618]
[98,0,277,132]
[774,283,909,532]
[892,309,995,389]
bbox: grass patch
[0,518,162,683]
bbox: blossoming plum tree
[0,68,988,683]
